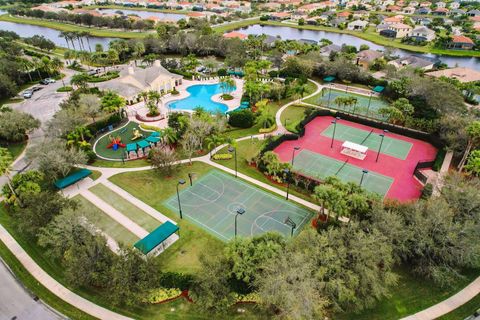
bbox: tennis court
[293,150,393,196]
[322,123,413,160]
[163,170,312,241]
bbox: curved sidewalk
[0,224,133,320]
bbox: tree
[26,139,88,180]
[0,148,17,204]
[46,108,87,139]
[181,130,200,165]
[149,145,178,176]
[205,134,225,157]
[70,73,90,90]
[132,41,145,66]
[0,110,40,142]
[465,149,480,176]
[458,121,480,171]
[1,170,43,207]
[101,91,126,113]
[78,94,102,124]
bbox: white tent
[340,141,368,160]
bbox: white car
[45,78,56,84]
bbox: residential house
[223,31,248,40]
[449,2,460,9]
[426,67,480,83]
[347,19,369,30]
[409,26,436,41]
[415,7,431,14]
[412,16,432,25]
[383,23,413,38]
[386,5,402,12]
[320,44,342,56]
[356,49,383,68]
[388,56,436,70]
[376,23,390,32]
[330,17,347,27]
[419,1,431,7]
[449,8,466,16]
[259,3,281,11]
[337,11,351,18]
[383,15,404,24]
[436,1,446,8]
[447,35,475,50]
[297,3,324,13]
[270,12,292,20]
[467,9,480,17]
[96,60,183,101]
[409,1,419,7]
[403,6,415,14]
[432,7,449,15]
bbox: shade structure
[137,140,150,149]
[373,85,385,93]
[146,136,160,144]
[54,169,92,189]
[150,131,160,137]
[134,221,179,255]
[323,76,335,82]
[126,143,138,153]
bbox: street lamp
[283,168,291,200]
[187,172,196,186]
[176,179,186,219]
[376,129,388,163]
[366,91,373,117]
[291,146,300,166]
[327,83,333,108]
[330,116,341,148]
[359,169,369,187]
[284,216,297,237]
[228,146,238,178]
[235,208,245,238]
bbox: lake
[239,24,480,70]
[97,8,186,21]
[0,21,116,49]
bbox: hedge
[87,113,124,136]
[212,153,233,160]
[259,124,277,133]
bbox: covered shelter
[323,76,335,83]
[146,135,161,146]
[134,221,179,257]
[54,169,92,189]
[340,141,368,160]
[137,140,150,155]
[373,85,385,93]
[126,143,138,158]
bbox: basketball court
[163,170,313,241]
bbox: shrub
[268,70,279,78]
[432,149,446,171]
[171,87,179,95]
[212,153,233,160]
[222,93,234,100]
[228,109,255,128]
[159,272,193,290]
[217,68,227,77]
[421,183,433,199]
[85,150,97,164]
[87,71,119,83]
[233,292,262,303]
[142,288,182,304]
[259,124,277,133]
[57,86,73,92]
[139,123,161,132]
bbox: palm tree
[139,91,148,104]
[0,148,21,206]
[148,90,161,107]
[205,134,225,158]
[161,127,178,145]
[70,73,90,90]
[59,31,71,51]
[19,58,34,82]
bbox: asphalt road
[0,260,63,320]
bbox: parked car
[45,78,56,83]
[87,69,101,76]
[40,79,49,85]
[23,90,33,99]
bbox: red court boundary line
[274,116,438,202]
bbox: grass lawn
[439,292,480,320]
[213,18,261,33]
[90,158,150,168]
[90,170,102,181]
[87,4,189,14]
[280,105,312,133]
[0,238,96,320]
[335,267,480,320]
[108,162,225,273]
[89,183,161,232]
[225,81,317,140]
[0,14,149,39]
[213,139,317,205]
[1,141,27,161]
[74,195,139,246]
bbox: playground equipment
[131,128,144,141]
[107,135,126,151]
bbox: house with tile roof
[448,35,475,50]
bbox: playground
[163,170,312,241]
[305,88,388,119]
[93,121,158,160]
[274,116,438,201]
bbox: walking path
[0,224,133,320]
[1,76,479,320]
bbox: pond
[238,24,480,71]
[0,21,116,49]
[96,8,186,21]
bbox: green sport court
[293,150,393,197]
[322,123,413,160]
[307,88,389,119]
[163,170,313,241]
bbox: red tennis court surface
[274,116,438,201]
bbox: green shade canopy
[54,169,92,189]
[373,85,385,93]
[227,70,244,77]
[134,221,179,255]
[150,131,160,137]
[137,140,150,149]
[126,143,138,152]
[323,76,335,82]
[146,136,160,144]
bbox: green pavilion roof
[146,136,160,144]
[54,169,92,189]
[126,143,137,152]
[373,85,385,93]
[137,140,150,149]
[134,221,179,255]
[323,76,335,82]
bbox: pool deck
[125,78,244,128]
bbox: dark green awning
[54,169,92,189]
[323,76,335,82]
[134,221,179,255]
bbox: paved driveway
[0,260,64,320]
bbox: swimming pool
[166,83,232,113]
